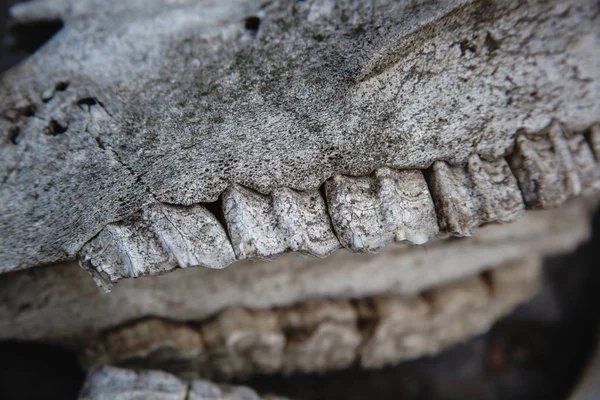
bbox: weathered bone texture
[325,168,438,250]
[1,0,599,273]
[427,155,524,236]
[508,121,600,209]
[78,365,285,400]
[82,257,540,377]
[78,203,236,289]
[0,199,592,344]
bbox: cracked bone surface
[1,0,599,274]
[78,365,285,400]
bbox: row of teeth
[84,257,540,378]
[79,365,285,400]
[78,121,600,290]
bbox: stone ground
[0,2,599,399]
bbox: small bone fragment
[77,365,282,400]
[325,168,438,250]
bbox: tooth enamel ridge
[78,123,600,289]
[325,168,439,250]
[222,185,339,260]
[427,155,525,237]
[508,121,600,209]
[79,203,236,289]
[83,257,540,378]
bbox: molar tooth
[508,121,579,209]
[201,308,285,377]
[280,300,361,373]
[94,319,203,364]
[359,296,431,368]
[78,203,235,289]
[222,185,339,259]
[78,213,175,290]
[142,203,236,269]
[222,185,286,259]
[427,155,524,236]
[325,168,438,251]
[271,187,340,256]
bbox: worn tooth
[143,203,236,269]
[567,132,600,195]
[280,300,361,373]
[271,187,340,256]
[91,319,203,365]
[222,185,286,259]
[359,296,431,368]
[508,121,581,209]
[201,308,285,377]
[325,168,438,251]
[428,155,524,236]
[467,155,525,222]
[223,185,339,259]
[78,213,175,290]
[78,203,235,290]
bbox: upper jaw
[1,0,599,277]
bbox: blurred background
[0,1,598,399]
